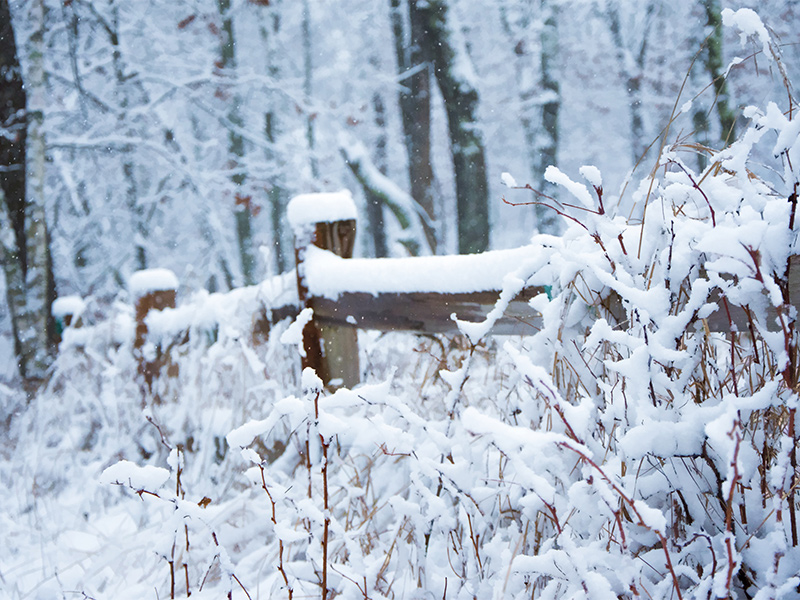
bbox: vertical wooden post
[51,295,86,344]
[289,192,360,388]
[129,269,178,392]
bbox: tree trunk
[412,0,490,255]
[218,0,256,285]
[702,0,736,145]
[499,0,549,234]
[258,5,289,274]
[607,1,655,167]
[367,91,390,257]
[535,0,560,234]
[0,0,57,385]
[302,0,319,180]
[390,0,438,253]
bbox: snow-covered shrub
[215,94,800,600]
[455,104,800,597]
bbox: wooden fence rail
[286,194,800,388]
[127,192,800,390]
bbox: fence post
[288,191,359,388]
[129,268,178,392]
[51,295,86,344]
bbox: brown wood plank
[309,288,544,336]
[272,256,800,336]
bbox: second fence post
[288,191,360,388]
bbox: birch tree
[0,0,56,384]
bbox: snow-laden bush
[76,94,800,600]
[211,102,800,599]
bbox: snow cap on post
[128,268,179,300]
[287,190,357,235]
[52,295,86,321]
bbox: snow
[721,8,771,56]
[579,165,603,188]
[500,172,518,187]
[52,295,86,319]
[5,41,800,600]
[128,268,179,298]
[99,460,171,491]
[302,244,539,298]
[544,165,595,208]
[279,306,314,357]
[286,190,357,232]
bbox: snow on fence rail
[117,191,800,390]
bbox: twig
[559,441,684,600]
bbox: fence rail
[117,193,800,390]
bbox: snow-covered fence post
[51,295,86,343]
[129,269,179,392]
[288,191,359,388]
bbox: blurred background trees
[1,0,797,383]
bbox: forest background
[0,0,797,385]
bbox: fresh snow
[52,295,86,319]
[99,460,171,491]
[3,8,800,598]
[287,190,357,232]
[721,8,772,56]
[500,171,518,187]
[128,268,179,298]
[302,243,541,297]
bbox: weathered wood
[134,288,176,393]
[290,192,800,388]
[295,218,360,388]
[134,289,177,350]
[702,255,800,333]
[311,289,543,335]
[277,254,800,340]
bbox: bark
[0,0,57,384]
[702,0,736,145]
[218,0,256,285]
[367,92,390,257]
[607,1,655,167]
[535,1,560,234]
[258,5,289,274]
[390,0,438,252]
[412,0,490,255]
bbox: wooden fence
[285,197,800,388]
[124,193,800,389]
